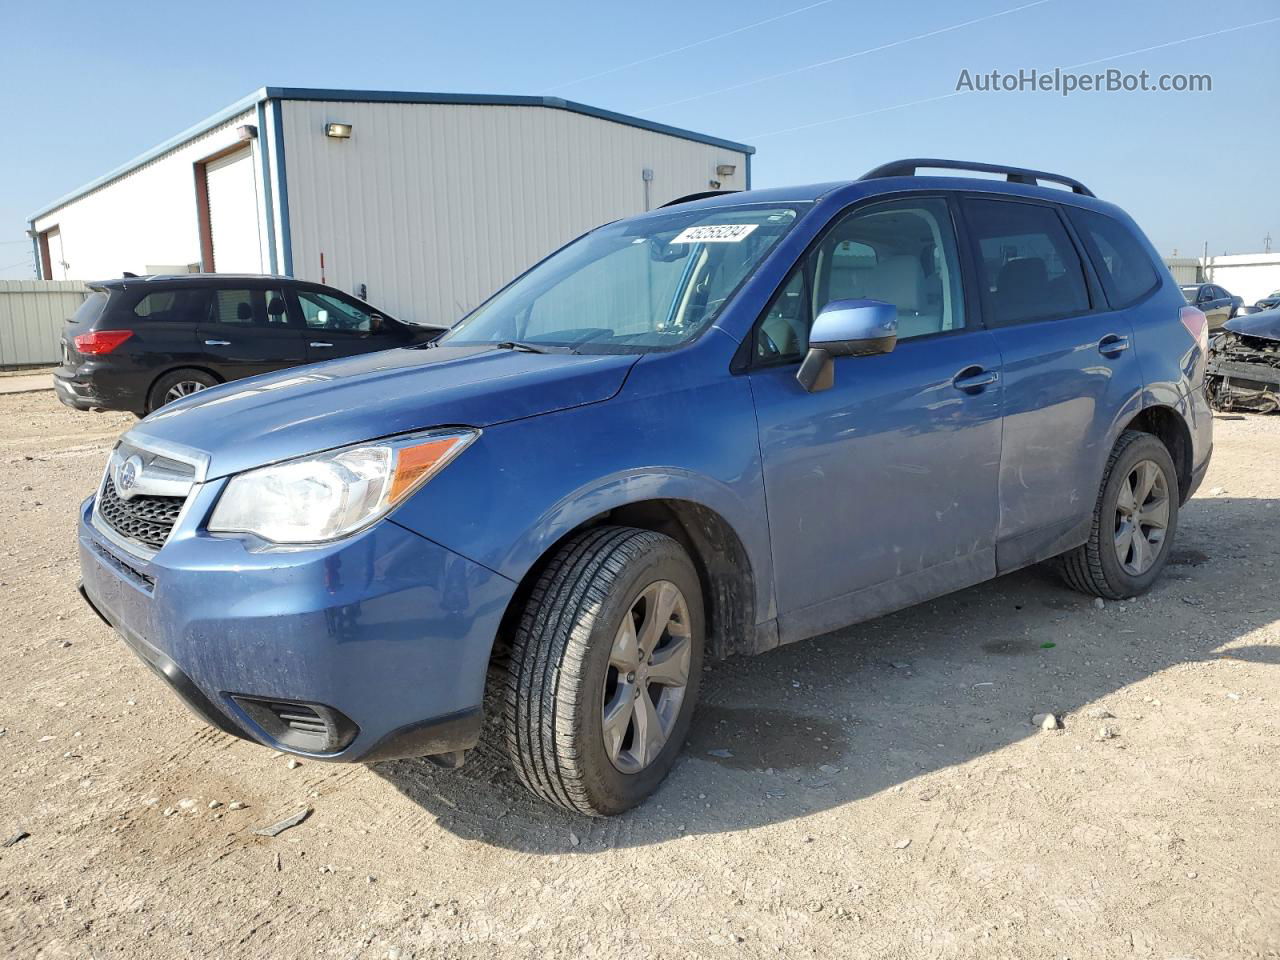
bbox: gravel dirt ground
[1,392,1277,959]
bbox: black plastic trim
[860,158,1095,197]
[357,707,483,763]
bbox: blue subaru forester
[79,160,1212,815]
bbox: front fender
[391,344,776,626]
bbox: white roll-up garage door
[206,146,263,273]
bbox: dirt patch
[0,390,1278,959]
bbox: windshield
[440,205,805,352]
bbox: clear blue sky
[2,0,1277,279]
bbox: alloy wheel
[1114,459,1170,576]
[163,380,208,404]
[602,580,692,774]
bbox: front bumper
[78,496,516,762]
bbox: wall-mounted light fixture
[716,163,737,178]
[236,124,258,141]
[324,122,353,139]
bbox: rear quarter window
[132,289,208,321]
[69,291,108,325]
[1067,208,1161,308]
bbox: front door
[748,196,1003,643]
[293,288,395,362]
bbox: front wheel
[502,526,704,816]
[1056,430,1180,599]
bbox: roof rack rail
[661,190,741,208]
[858,158,1095,197]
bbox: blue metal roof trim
[28,86,755,223]
[261,87,755,155]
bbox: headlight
[208,430,477,544]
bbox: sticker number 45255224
[670,224,759,244]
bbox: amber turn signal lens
[388,434,474,504]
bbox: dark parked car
[1179,282,1243,330]
[53,274,444,415]
[1253,289,1280,311]
[78,159,1212,815]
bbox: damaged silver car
[1207,307,1280,413]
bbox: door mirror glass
[797,299,897,392]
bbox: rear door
[1204,286,1231,329]
[960,195,1143,571]
[293,288,400,361]
[197,285,305,380]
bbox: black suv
[53,275,445,415]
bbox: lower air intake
[230,696,358,754]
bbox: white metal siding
[32,112,264,280]
[206,146,263,272]
[281,100,749,327]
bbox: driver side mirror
[369,313,384,333]
[796,299,897,393]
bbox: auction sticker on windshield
[671,224,759,244]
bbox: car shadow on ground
[373,494,1280,852]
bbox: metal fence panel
[0,280,87,367]
[1163,258,1202,285]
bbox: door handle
[1098,334,1130,357]
[204,339,231,346]
[309,341,334,348]
[952,366,999,393]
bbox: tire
[1056,430,1180,599]
[503,526,705,816]
[146,368,219,413]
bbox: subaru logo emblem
[115,455,143,498]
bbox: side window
[133,289,207,321]
[1068,208,1160,308]
[208,289,290,327]
[964,198,1091,325]
[297,291,375,333]
[754,197,965,363]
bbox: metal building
[27,87,755,326]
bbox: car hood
[129,345,640,479]
[1224,307,1280,341]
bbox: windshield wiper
[493,340,550,354]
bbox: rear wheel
[147,368,219,413]
[1056,430,1179,599]
[502,526,704,816]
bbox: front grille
[98,480,183,550]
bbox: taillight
[73,330,133,355]
[1179,306,1208,354]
